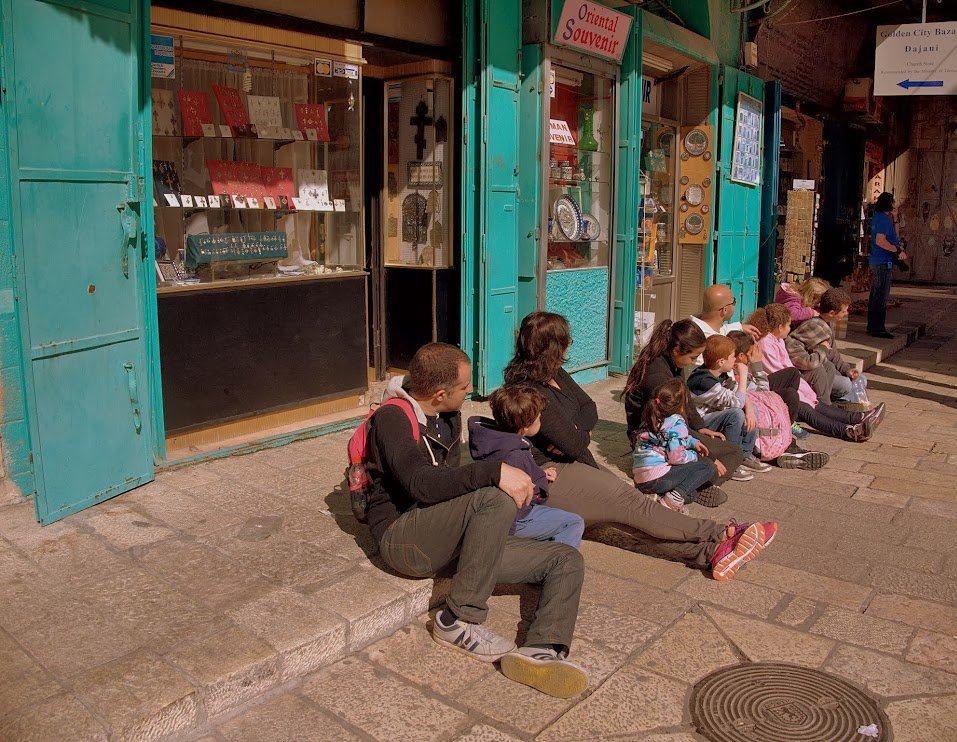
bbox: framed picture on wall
[730,93,763,187]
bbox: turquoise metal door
[715,66,764,321]
[5,0,153,523]
[474,0,521,394]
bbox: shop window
[151,37,363,290]
[383,76,453,268]
[639,121,677,281]
[546,66,613,271]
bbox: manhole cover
[690,662,891,741]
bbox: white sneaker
[431,610,516,662]
[658,490,690,515]
[731,466,754,482]
[500,646,588,698]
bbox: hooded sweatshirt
[468,416,548,522]
[687,366,745,417]
[785,318,853,375]
[365,376,501,542]
[758,333,819,407]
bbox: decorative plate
[554,195,582,241]
[685,183,705,206]
[684,128,709,156]
[581,212,601,241]
[684,213,705,235]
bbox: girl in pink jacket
[774,278,829,329]
[750,304,884,442]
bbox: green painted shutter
[715,66,765,321]
[5,0,154,522]
[475,0,522,393]
[610,8,641,374]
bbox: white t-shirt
[689,315,744,365]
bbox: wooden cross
[410,100,433,160]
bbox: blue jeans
[867,263,893,334]
[703,408,757,458]
[513,504,585,549]
[636,459,717,504]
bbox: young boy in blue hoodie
[468,386,585,549]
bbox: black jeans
[867,263,894,334]
[768,368,801,422]
[797,402,864,438]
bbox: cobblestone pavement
[2,286,957,741]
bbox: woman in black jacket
[623,319,745,504]
[502,312,774,580]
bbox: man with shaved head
[688,285,829,471]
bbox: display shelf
[156,270,366,295]
[548,177,610,186]
[155,205,334,213]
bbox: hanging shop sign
[553,1,632,64]
[874,21,957,96]
[731,93,763,187]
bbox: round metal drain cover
[690,662,891,741]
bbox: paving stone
[216,692,364,742]
[634,612,739,684]
[202,526,353,588]
[137,539,275,612]
[364,617,492,695]
[677,571,785,619]
[831,532,944,575]
[126,486,243,537]
[825,644,957,698]
[736,562,872,611]
[870,477,953,500]
[823,456,866,473]
[226,588,348,681]
[18,529,140,586]
[72,649,197,740]
[308,567,409,651]
[156,464,225,490]
[761,539,871,583]
[907,496,957,521]
[537,664,687,740]
[810,605,913,654]
[885,694,957,741]
[0,692,107,741]
[906,630,957,675]
[580,538,690,590]
[165,626,280,718]
[703,606,834,667]
[302,657,468,742]
[869,565,957,604]
[774,596,819,628]
[573,600,661,653]
[852,487,910,508]
[580,570,692,625]
[455,660,580,736]
[83,503,178,549]
[453,724,523,742]
[0,628,63,719]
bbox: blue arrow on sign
[897,79,945,89]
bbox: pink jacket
[758,333,819,407]
[775,283,816,325]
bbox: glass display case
[544,64,614,272]
[383,75,453,269]
[639,120,677,282]
[151,36,363,291]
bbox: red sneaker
[761,521,778,547]
[711,522,765,581]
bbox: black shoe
[868,331,894,339]
[696,485,729,508]
[777,446,829,470]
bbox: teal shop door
[474,0,521,394]
[715,66,764,321]
[5,0,153,523]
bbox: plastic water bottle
[851,376,869,406]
